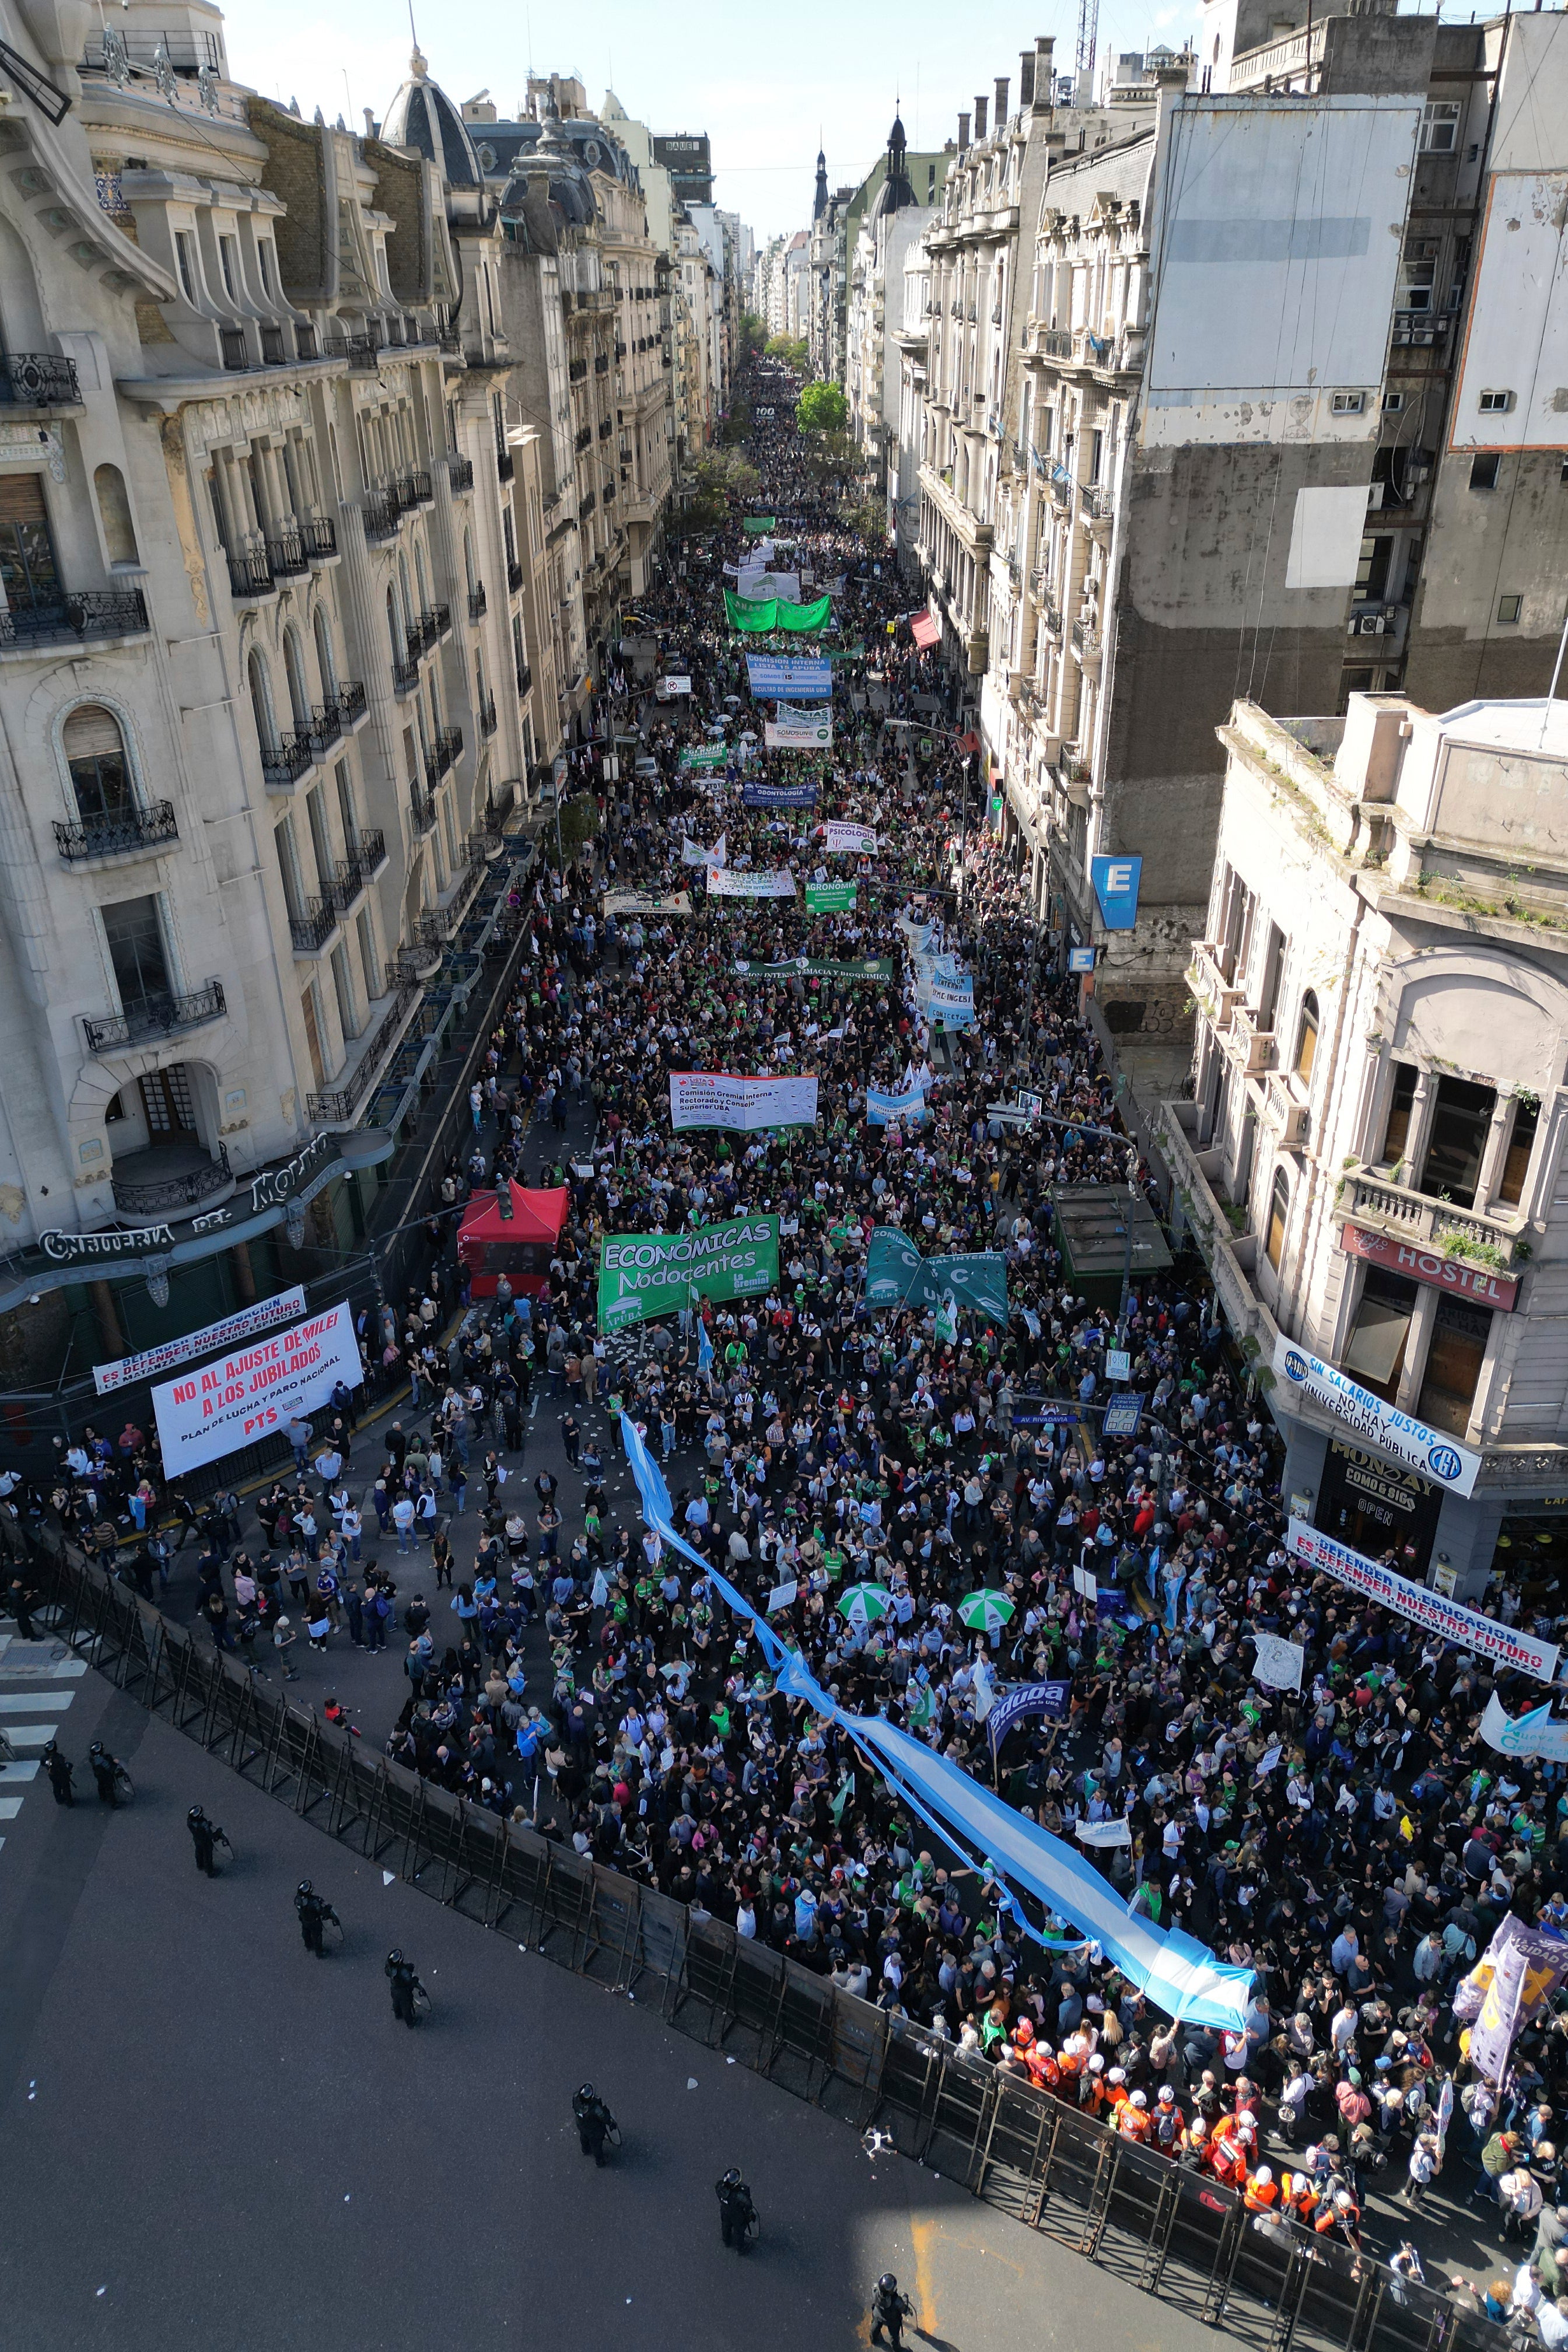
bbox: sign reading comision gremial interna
[152,1300,360,1476]
[597,1217,780,1331]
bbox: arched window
[1266,1166,1290,1271]
[282,626,310,728]
[93,463,139,566]
[1295,991,1320,1083]
[247,648,276,751]
[313,607,337,697]
[64,704,132,820]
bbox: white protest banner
[681,832,727,867]
[1072,1564,1098,1605]
[152,1300,360,1476]
[93,1286,306,1396]
[766,1581,799,1614]
[1076,1817,1132,1847]
[1287,1516,1559,1682]
[706,866,798,900]
[1273,1334,1481,1497]
[1480,1691,1568,1763]
[669,1071,820,1133]
[765,707,833,751]
[604,890,691,916]
[822,821,877,855]
[1251,1632,1305,1693]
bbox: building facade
[1161,691,1568,1602]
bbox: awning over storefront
[910,610,941,651]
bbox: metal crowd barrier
[25,1530,1495,2352]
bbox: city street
[0,1696,1223,2352]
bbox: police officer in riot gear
[871,2274,913,2346]
[384,1949,428,2027]
[187,1805,229,1875]
[716,2166,758,2249]
[572,2082,618,2164]
[41,1739,74,1806]
[88,1742,122,1806]
[294,1878,338,1955]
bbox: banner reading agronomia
[152,1300,360,1476]
[669,1071,820,1132]
[597,1216,780,1331]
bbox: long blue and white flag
[866,1085,927,1126]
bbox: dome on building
[381,46,484,188]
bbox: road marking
[0,1691,76,1716]
[912,2217,938,2334]
[6,1726,62,1749]
[0,1798,20,1818]
[0,1762,41,1783]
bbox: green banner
[679,745,727,771]
[597,1216,780,1332]
[806,881,857,913]
[733,956,892,982]
[862,1225,1009,1324]
[724,590,832,634]
[742,516,778,536]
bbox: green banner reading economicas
[862,1226,1009,1324]
[597,1216,780,1331]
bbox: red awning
[909,611,941,650]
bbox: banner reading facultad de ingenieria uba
[597,1216,780,1331]
[152,1300,361,1476]
[668,1072,820,1132]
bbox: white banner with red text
[152,1301,360,1476]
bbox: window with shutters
[64,705,134,821]
[102,895,171,1016]
[0,474,60,617]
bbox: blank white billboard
[1450,173,1568,452]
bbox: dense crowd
[12,358,1568,2308]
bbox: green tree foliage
[766,334,809,370]
[739,311,768,357]
[542,791,600,867]
[796,379,849,434]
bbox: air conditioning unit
[1364,481,1384,510]
[1356,614,1387,636]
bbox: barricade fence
[26,1530,1489,2352]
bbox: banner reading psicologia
[863,1226,1009,1324]
[152,1300,360,1476]
[669,1071,820,1132]
[706,866,797,900]
[822,821,877,855]
[1287,1517,1559,1681]
[597,1216,779,1332]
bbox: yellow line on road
[912,2217,939,2333]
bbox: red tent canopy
[457,1182,568,1298]
[909,610,941,650]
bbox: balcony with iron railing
[478,694,498,738]
[409,790,438,834]
[447,453,474,492]
[1070,620,1101,667]
[467,583,487,622]
[516,661,532,696]
[391,653,419,695]
[53,799,178,862]
[261,732,316,789]
[226,548,275,600]
[331,329,383,369]
[425,723,463,781]
[289,898,340,954]
[110,1140,233,1223]
[363,491,400,542]
[0,589,151,651]
[335,680,368,727]
[1080,485,1111,527]
[306,982,419,1127]
[496,447,514,481]
[0,352,80,407]
[507,558,524,594]
[302,516,337,561]
[82,981,226,1054]
[266,530,309,578]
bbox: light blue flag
[866,1086,927,1126]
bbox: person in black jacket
[572,2082,617,2164]
[715,2167,757,2249]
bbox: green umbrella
[836,1582,892,1628]
[958,1590,1015,1634]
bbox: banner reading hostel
[669,1072,820,1132]
[597,1216,780,1332]
[152,1300,360,1476]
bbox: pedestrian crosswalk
[0,1633,85,1855]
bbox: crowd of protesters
[10,357,1568,2315]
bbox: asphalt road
[0,1696,1229,2352]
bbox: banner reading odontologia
[597,1217,780,1331]
[152,1301,360,1476]
[669,1072,820,1132]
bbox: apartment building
[0,0,558,1374]
[845,117,941,535]
[1161,691,1568,1601]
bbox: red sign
[1340,1222,1519,1311]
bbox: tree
[840,496,887,544]
[542,790,599,867]
[796,379,849,435]
[766,334,808,371]
[739,311,767,358]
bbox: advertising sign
[706,866,797,900]
[1286,1516,1559,1681]
[668,1072,820,1132]
[1340,1221,1519,1311]
[1272,1333,1482,1496]
[1090,856,1143,930]
[1068,947,1097,975]
[93,1286,306,1397]
[152,1300,360,1476]
[597,1216,780,1332]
